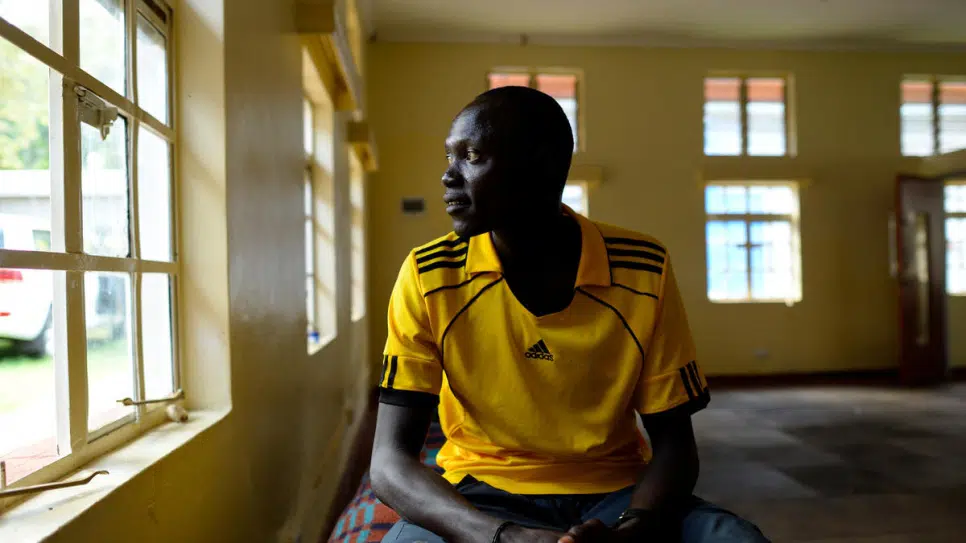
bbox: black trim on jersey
[418,259,467,274]
[576,288,645,361]
[415,238,468,256]
[386,355,400,388]
[604,237,666,253]
[424,277,480,297]
[613,283,659,300]
[416,246,469,265]
[686,361,703,395]
[679,366,696,401]
[379,355,389,386]
[606,248,666,264]
[379,388,440,408]
[640,394,709,424]
[609,261,663,275]
[441,277,505,363]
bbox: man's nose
[441,166,462,188]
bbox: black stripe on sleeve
[679,367,696,401]
[609,261,663,275]
[386,355,399,389]
[379,355,388,387]
[612,283,659,300]
[379,388,440,408]
[415,246,469,265]
[606,248,666,264]
[604,237,667,253]
[417,260,467,274]
[415,238,468,256]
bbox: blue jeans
[383,477,769,543]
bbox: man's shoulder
[591,221,669,297]
[592,220,668,256]
[405,232,472,296]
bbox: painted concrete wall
[366,42,966,376]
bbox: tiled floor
[693,384,966,543]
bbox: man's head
[442,86,574,237]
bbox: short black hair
[463,86,574,195]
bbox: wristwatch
[615,508,658,529]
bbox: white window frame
[704,181,802,304]
[901,76,966,157]
[487,68,583,153]
[349,149,366,322]
[0,0,179,504]
[704,75,792,157]
[947,181,966,296]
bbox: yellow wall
[366,42,966,376]
[44,0,370,541]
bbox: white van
[0,214,128,358]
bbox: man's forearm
[629,435,699,512]
[370,455,502,543]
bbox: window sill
[0,408,230,542]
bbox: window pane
[80,0,126,95]
[536,74,578,151]
[938,82,966,155]
[748,185,796,214]
[747,78,786,156]
[82,120,130,257]
[305,219,314,275]
[136,14,168,123]
[706,220,748,301]
[488,73,530,89]
[750,221,794,299]
[901,80,935,156]
[946,184,966,213]
[137,127,172,261]
[303,99,314,157]
[948,218,966,295]
[306,276,317,344]
[0,0,51,47]
[0,268,59,484]
[350,153,366,321]
[0,35,56,251]
[142,273,174,400]
[724,185,748,214]
[562,183,587,216]
[704,78,741,156]
[86,271,134,431]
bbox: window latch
[116,388,184,407]
[74,85,119,139]
[0,461,108,499]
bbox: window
[901,77,966,156]
[704,77,789,156]
[488,71,580,152]
[705,183,802,303]
[947,182,966,295]
[0,0,177,488]
[349,151,366,321]
[303,50,337,352]
[562,182,589,217]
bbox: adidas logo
[525,340,554,361]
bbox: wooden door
[894,174,947,386]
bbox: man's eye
[446,153,454,164]
[466,150,480,162]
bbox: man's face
[442,106,522,238]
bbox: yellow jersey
[380,207,709,495]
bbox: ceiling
[365,0,966,50]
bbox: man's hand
[556,519,612,543]
[501,525,567,543]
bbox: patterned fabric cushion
[325,422,446,543]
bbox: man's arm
[559,409,698,543]
[369,402,564,543]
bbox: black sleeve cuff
[379,387,440,408]
[640,392,710,425]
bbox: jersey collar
[464,205,612,288]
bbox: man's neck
[490,210,580,273]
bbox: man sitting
[369,86,769,543]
